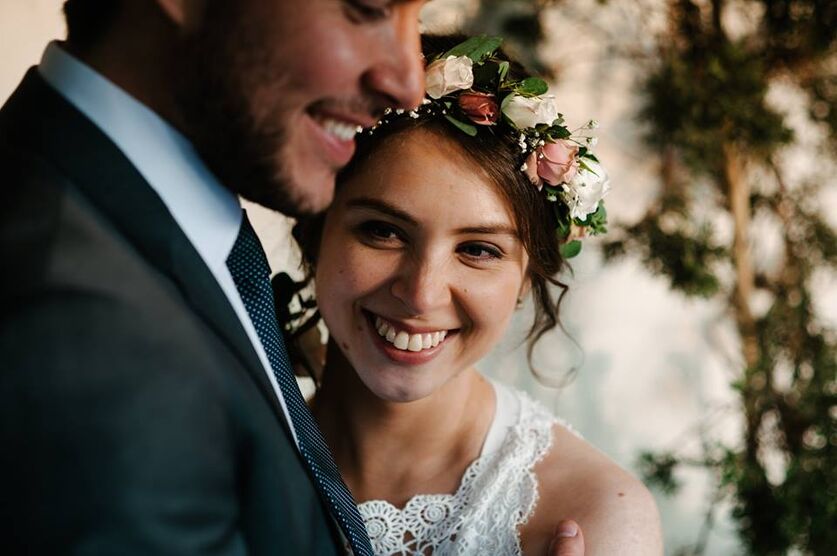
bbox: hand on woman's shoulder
[522,423,663,556]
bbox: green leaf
[578,204,608,235]
[579,159,600,175]
[560,240,583,259]
[498,61,510,81]
[515,77,549,97]
[588,203,607,223]
[444,114,477,136]
[473,62,500,89]
[443,35,504,63]
[555,220,570,240]
[546,126,571,139]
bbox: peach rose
[537,140,579,186]
[567,222,588,242]
[458,92,499,125]
[523,151,542,189]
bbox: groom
[0,1,586,554]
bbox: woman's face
[315,128,529,402]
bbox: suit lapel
[1,69,293,439]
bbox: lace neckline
[357,381,559,555]
[362,379,514,510]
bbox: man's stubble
[173,3,306,217]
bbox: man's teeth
[320,117,361,141]
[375,316,447,352]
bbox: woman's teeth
[320,117,362,141]
[374,316,447,352]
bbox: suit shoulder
[1,142,81,292]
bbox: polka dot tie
[227,211,373,556]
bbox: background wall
[5,1,833,554]
[0,1,65,103]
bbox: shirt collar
[38,41,242,273]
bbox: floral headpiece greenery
[370,36,609,258]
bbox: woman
[285,35,662,555]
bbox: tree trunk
[720,142,763,464]
[723,142,758,368]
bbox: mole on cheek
[341,342,350,352]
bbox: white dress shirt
[38,42,299,445]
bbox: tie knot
[227,210,271,283]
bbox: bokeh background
[3,1,834,554]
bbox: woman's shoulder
[521,420,663,555]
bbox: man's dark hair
[63,0,121,51]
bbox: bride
[283,35,662,555]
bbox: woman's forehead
[338,134,518,231]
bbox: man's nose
[361,4,426,110]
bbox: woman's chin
[361,376,435,404]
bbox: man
[0,0,586,554]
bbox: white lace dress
[357,381,577,556]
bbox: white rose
[501,94,559,129]
[562,159,610,220]
[425,56,474,99]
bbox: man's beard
[172,4,305,217]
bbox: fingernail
[556,521,578,538]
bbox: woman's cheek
[464,277,521,329]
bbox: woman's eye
[357,220,403,243]
[459,243,503,261]
[346,0,390,21]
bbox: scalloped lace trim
[358,389,573,555]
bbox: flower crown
[369,36,609,258]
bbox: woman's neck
[310,342,495,506]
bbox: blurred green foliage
[465,0,836,553]
[617,1,836,553]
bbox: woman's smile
[361,309,459,365]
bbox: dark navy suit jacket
[0,70,341,555]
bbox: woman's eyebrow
[454,225,518,237]
[345,197,518,237]
[345,197,418,225]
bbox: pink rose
[537,140,579,186]
[458,92,499,126]
[523,151,542,190]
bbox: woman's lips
[362,310,456,366]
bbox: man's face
[174,0,426,216]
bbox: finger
[548,519,585,556]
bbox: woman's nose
[389,256,451,317]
